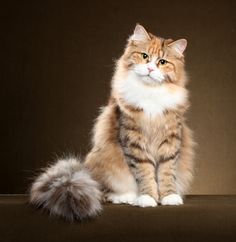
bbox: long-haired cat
[30,24,195,221]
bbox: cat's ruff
[115,72,188,116]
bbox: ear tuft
[130,24,151,42]
[168,39,187,55]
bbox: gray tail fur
[30,157,102,221]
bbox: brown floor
[0,195,235,242]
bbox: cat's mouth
[140,74,163,85]
[132,69,165,85]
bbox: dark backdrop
[1,0,236,194]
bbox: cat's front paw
[161,194,183,205]
[133,194,157,207]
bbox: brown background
[1,0,235,194]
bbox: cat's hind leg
[106,192,137,205]
[106,193,157,207]
[104,163,157,207]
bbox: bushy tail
[30,157,102,221]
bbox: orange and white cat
[30,24,195,221]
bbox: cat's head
[121,24,187,86]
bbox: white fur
[161,194,183,205]
[133,194,157,207]
[116,72,187,115]
[107,192,137,205]
[108,193,157,207]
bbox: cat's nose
[148,67,154,72]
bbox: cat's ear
[168,39,187,55]
[130,24,151,42]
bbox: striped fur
[30,24,195,221]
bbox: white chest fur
[116,73,187,115]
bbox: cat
[30,24,195,221]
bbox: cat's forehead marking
[147,37,164,57]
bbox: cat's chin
[139,75,163,86]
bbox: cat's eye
[159,59,167,65]
[141,53,148,59]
